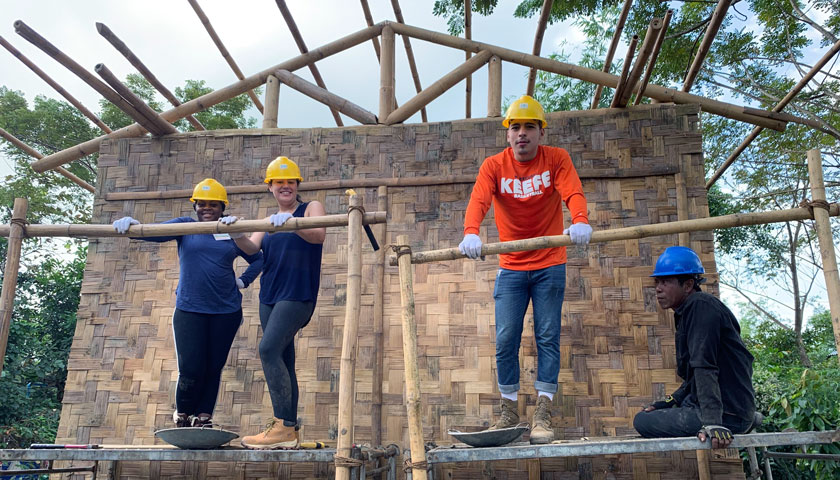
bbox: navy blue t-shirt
[138,217,263,314]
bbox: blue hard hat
[650,246,705,277]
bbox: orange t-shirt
[463,145,588,270]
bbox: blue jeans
[493,264,566,394]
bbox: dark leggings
[172,308,242,416]
[258,301,314,425]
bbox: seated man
[634,246,757,449]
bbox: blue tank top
[259,202,323,305]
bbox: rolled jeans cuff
[498,382,520,394]
[534,380,558,394]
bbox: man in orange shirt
[459,95,592,444]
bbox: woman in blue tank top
[224,157,325,449]
[112,179,263,429]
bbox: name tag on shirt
[213,233,232,241]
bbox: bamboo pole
[0,127,95,193]
[389,204,840,266]
[696,449,712,480]
[610,35,639,108]
[335,194,364,480]
[186,0,264,113]
[30,23,384,173]
[616,18,663,107]
[387,22,790,131]
[705,37,840,189]
[0,212,386,239]
[591,0,634,108]
[385,50,492,125]
[0,36,112,133]
[682,0,731,92]
[675,172,690,246]
[395,234,429,480]
[359,0,381,59]
[487,55,502,117]
[464,0,472,119]
[263,75,280,129]
[807,150,840,365]
[95,64,178,136]
[274,0,343,127]
[390,0,428,123]
[379,26,396,122]
[526,0,555,96]
[371,186,388,449]
[95,22,205,131]
[0,198,28,375]
[273,69,377,125]
[633,10,673,106]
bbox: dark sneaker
[172,411,190,428]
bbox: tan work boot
[488,398,520,430]
[241,418,299,449]
[530,396,554,444]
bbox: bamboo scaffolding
[371,186,387,449]
[807,150,840,365]
[387,22,789,131]
[464,0,472,118]
[488,55,502,117]
[633,10,673,106]
[610,35,639,108]
[0,212,386,239]
[526,0,555,96]
[0,127,94,193]
[263,74,280,129]
[0,198,27,375]
[395,234,429,480]
[95,64,178,136]
[591,0,634,108]
[274,69,377,125]
[615,18,663,107]
[30,23,384,173]
[95,22,205,131]
[186,0,264,113]
[275,0,343,127]
[384,50,492,125]
[379,26,396,122]
[335,194,364,480]
[390,0,427,122]
[706,37,840,189]
[682,0,731,92]
[389,204,840,265]
[0,36,112,133]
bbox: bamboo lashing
[395,234,429,480]
[262,75,280,129]
[379,26,396,122]
[0,212,386,239]
[526,0,555,96]
[94,64,178,136]
[384,50,492,125]
[591,0,634,108]
[371,186,388,448]
[633,10,673,106]
[388,204,840,266]
[30,23,384,173]
[0,36,112,133]
[186,0,264,113]
[390,0,428,122]
[273,69,377,125]
[807,150,840,365]
[615,18,662,107]
[335,194,364,480]
[0,127,95,193]
[682,0,732,92]
[610,35,639,108]
[274,0,343,127]
[0,198,28,375]
[706,37,840,189]
[95,23,205,131]
[464,0,472,118]
[488,55,502,117]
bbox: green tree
[175,80,259,130]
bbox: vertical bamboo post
[696,449,712,479]
[395,234,428,480]
[379,26,396,122]
[371,186,388,449]
[487,55,502,117]
[464,0,472,119]
[263,74,280,128]
[335,194,364,480]
[0,198,28,374]
[675,172,689,246]
[807,150,840,364]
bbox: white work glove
[458,233,483,259]
[113,216,140,234]
[218,216,245,238]
[236,278,246,289]
[270,212,293,227]
[564,222,592,245]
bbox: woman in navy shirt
[113,178,262,428]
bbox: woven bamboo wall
[56,104,745,479]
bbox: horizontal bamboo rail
[0,212,386,238]
[616,18,662,107]
[634,10,673,106]
[682,0,731,92]
[591,0,633,109]
[610,35,638,108]
[0,127,95,193]
[389,204,840,265]
[95,64,178,136]
[274,69,377,125]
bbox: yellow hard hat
[502,94,547,128]
[190,178,228,205]
[264,156,303,184]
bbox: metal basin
[155,427,239,449]
[447,424,529,448]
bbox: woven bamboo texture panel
[55,104,744,479]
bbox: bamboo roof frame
[615,18,662,107]
[526,0,555,96]
[610,35,639,109]
[273,69,378,125]
[633,10,673,106]
[682,0,731,92]
[0,127,95,193]
[95,63,178,136]
[464,0,472,118]
[390,0,428,123]
[591,0,634,108]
